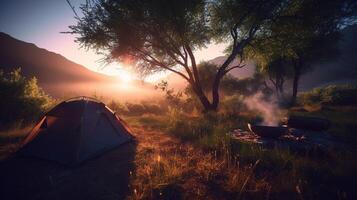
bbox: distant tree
[247,0,357,105]
[68,0,296,111]
[185,62,268,97]
[245,37,295,99]
[265,58,292,98]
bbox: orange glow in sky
[45,33,227,83]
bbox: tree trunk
[291,60,302,106]
[275,81,281,99]
[191,82,213,112]
[211,47,241,111]
[210,34,253,111]
[277,75,285,99]
[211,78,221,111]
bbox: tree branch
[135,48,191,82]
[66,0,80,18]
[223,63,246,75]
[184,44,200,85]
[144,31,195,82]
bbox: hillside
[0,32,118,86]
[0,32,158,100]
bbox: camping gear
[19,96,133,165]
[287,116,330,131]
[248,123,288,138]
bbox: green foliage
[244,0,356,102]
[166,111,252,150]
[0,68,53,128]
[155,80,200,112]
[193,62,268,95]
[126,102,166,116]
[70,0,208,72]
[70,0,302,111]
[299,84,357,106]
[220,94,245,114]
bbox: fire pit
[248,123,288,138]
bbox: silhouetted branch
[66,0,80,18]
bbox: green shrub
[166,111,253,151]
[0,68,53,129]
[299,84,357,106]
[220,94,246,114]
[123,102,167,116]
[320,85,357,105]
[106,100,168,116]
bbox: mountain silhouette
[0,32,158,99]
[0,32,117,83]
[0,32,159,101]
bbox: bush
[126,102,167,116]
[106,100,168,116]
[0,68,53,129]
[166,111,252,151]
[299,84,357,106]
[107,100,128,113]
[220,94,246,114]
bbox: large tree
[67,0,295,111]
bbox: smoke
[243,92,281,126]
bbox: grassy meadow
[120,104,357,199]
[1,71,357,199]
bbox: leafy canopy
[68,0,355,110]
[70,0,208,76]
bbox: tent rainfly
[19,97,133,165]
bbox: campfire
[229,115,334,153]
[246,115,330,139]
[248,123,288,138]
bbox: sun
[97,63,136,90]
[117,70,133,83]
[114,69,135,90]
[100,63,134,82]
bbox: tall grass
[166,111,252,150]
[157,109,357,199]
[128,129,270,200]
[0,125,31,160]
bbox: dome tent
[20,97,133,165]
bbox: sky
[0,0,227,80]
